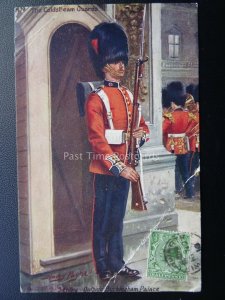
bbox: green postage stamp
[147,230,190,281]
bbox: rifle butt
[131,178,147,211]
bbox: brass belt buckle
[123,132,130,142]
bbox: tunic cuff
[106,154,126,177]
[139,131,150,147]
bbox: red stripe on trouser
[91,174,97,273]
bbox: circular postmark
[188,233,201,274]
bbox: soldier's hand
[133,127,145,139]
[120,167,139,182]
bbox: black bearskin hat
[162,88,171,109]
[186,83,196,96]
[166,81,185,106]
[88,22,129,79]
[194,84,199,103]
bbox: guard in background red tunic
[185,90,200,196]
[163,81,194,199]
[86,22,149,281]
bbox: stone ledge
[138,145,176,172]
[123,211,178,236]
[40,249,91,266]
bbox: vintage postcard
[15,3,200,293]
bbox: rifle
[129,4,148,211]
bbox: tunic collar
[174,106,184,111]
[104,80,120,88]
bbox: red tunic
[186,112,200,152]
[163,109,193,154]
[85,84,149,175]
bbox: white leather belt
[105,129,130,145]
[168,133,186,138]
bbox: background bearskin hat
[88,22,129,79]
[186,83,199,103]
[186,83,196,97]
[162,88,171,109]
[166,81,186,106]
[194,84,199,103]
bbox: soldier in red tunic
[185,90,200,196]
[86,22,149,281]
[163,82,194,200]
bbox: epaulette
[93,85,104,93]
[188,112,197,121]
[163,112,174,123]
[185,93,194,105]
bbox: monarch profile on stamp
[85,21,150,281]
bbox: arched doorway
[50,23,98,255]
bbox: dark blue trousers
[175,158,183,193]
[176,154,194,198]
[92,174,130,274]
[189,151,200,195]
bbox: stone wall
[161,3,198,87]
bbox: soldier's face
[110,61,125,75]
[103,61,126,81]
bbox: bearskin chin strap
[103,64,125,80]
